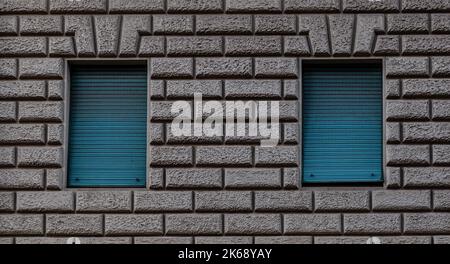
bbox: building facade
[1,0,450,244]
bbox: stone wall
[1,0,450,244]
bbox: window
[302,62,383,184]
[68,64,147,187]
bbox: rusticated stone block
[0,37,46,57]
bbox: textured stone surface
[76,191,131,212]
[226,0,282,13]
[255,15,296,34]
[0,37,46,56]
[315,191,370,212]
[110,0,164,13]
[434,191,450,211]
[47,80,64,100]
[165,214,222,235]
[284,214,341,234]
[0,169,44,190]
[225,80,281,99]
[374,35,400,55]
[195,191,252,212]
[46,169,63,190]
[0,102,16,122]
[285,0,340,12]
[403,123,450,143]
[0,0,47,14]
[387,14,428,33]
[298,15,330,56]
[196,146,252,166]
[19,58,64,79]
[166,168,222,189]
[404,168,450,188]
[434,236,450,244]
[255,191,312,212]
[16,237,131,244]
[226,36,281,56]
[385,167,401,189]
[135,237,193,244]
[255,58,298,78]
[386,100,429,121]
[196,58,252,78]
[105,214,163,235]
[386,122,401,143]
[403,79,450,98]
[0,59,17,79]
[0,192,14,212]
[386,57,429,77]
[20,16,63,35]
[354,14,384,55]
[150,146,193,166]
[139,36,165,57]
[47,124,64,145]
[167,80,222,99]
[65,16,95,56]
[386,145,430,166]
[225,168,282,189]
[0,81,45,99]
[255,146,298,166]
[196,15,252,34]
[153,15,193,35]
[0,147,15,167]
[329,14,354,56]
[403,35,450,55]
[167,36,222,56]
[255,236,312,244]
[372,191,431,211]
[344,214,401,234]
[135,191,192,212]
[284,36,310,56]
[50,0,107,13]
[402,0,450,12]
[94,16,120,57]
[404,213,450,234]
[0,124,45,144]
[432,57,450,77]
[168,0,223,13]
[120,15,151,57]
[385,79,401,99]
[19,101,64,122]
[0,215,43,235]
[49,37,75,57]
[432,14,450,33]
[46,215,103,235]
[433,145,450,165]
[225,214,282,235]
[17,192,73,212]
[17,147,63,168]
[343,0,399,12]
[195,236,253,244]
[0,16,17,36]
[151,58,193,78]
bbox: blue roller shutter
[302,63,383,183]
[68,65,147,187]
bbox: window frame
[299,58,386,187]
[64,59,150,190]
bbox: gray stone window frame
[63,58,150,190]
[298,58,386,188]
